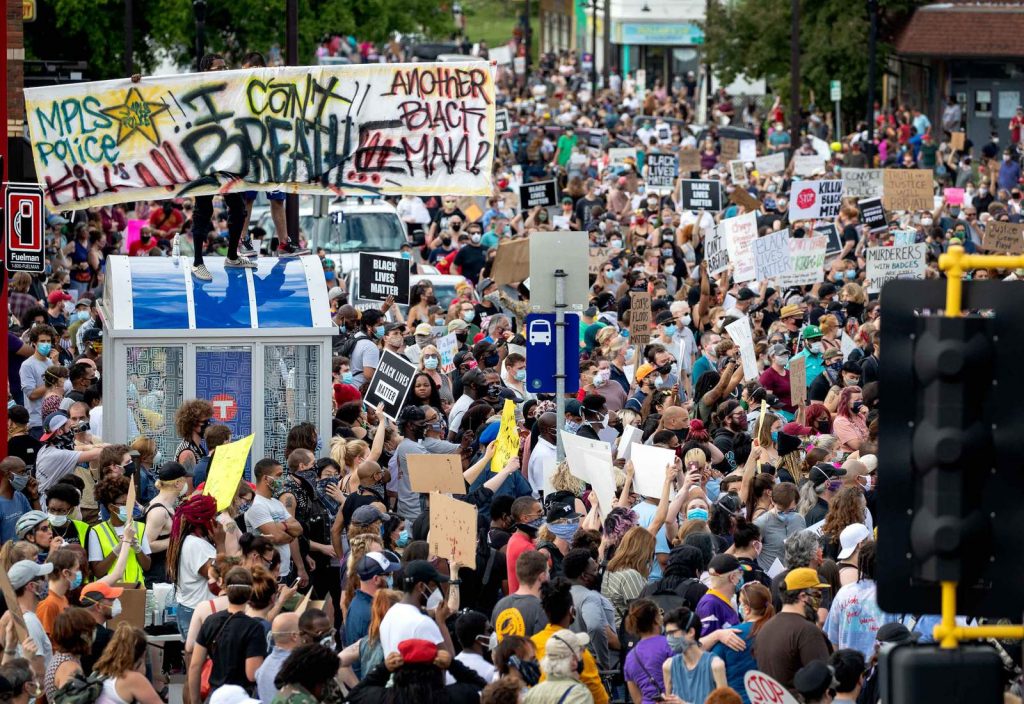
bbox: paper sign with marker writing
[204,434,254,511]
[789,355,807,407]
[429,492,477,565]
[752,229,790,280]
[945,187,965,206]
[721,211,758,283]
[725,316,758,380]
[408,454,465,495]
[842,168,883,199]
[754,152,786,175]
[778,235,826,288]
[491,400,520,473]
[865,243,927,293]
[840,332,857,361]
[628,443,676,498]
[436,333,458,374]
[882,169,934,212]
[629,292,652,346]
[793,154,825,177]
[982,220,1024,254]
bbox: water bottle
[172,234,180,260]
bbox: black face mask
[441,238,452,246]
[516,658,542,686]
[455,332,469,345]
[845,301,864,320]
[451,222,462,231]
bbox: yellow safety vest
[92,520,146,585]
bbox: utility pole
[789,0,801,150]
[603,0,611,86]
[867,0,878,156]
[524,0,532,76]
[124,0,133,76]
[193,0,207,71]
[591,0,598,90]
[286,0,300,247]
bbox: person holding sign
[87,476,151,583]
[0,560,50,676]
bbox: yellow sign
[490,399,520,474]
[203,434,254,511]
[23,0,35,22]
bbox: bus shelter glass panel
[264,344,320,461]
[126,346,184,458]
[196,346,254,442]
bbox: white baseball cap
[837,523,871,560]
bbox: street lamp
[193,0,207,71]
[866,0,878,153]
[581,0,599,90]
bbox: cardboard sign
[944,187,965,206]
[490,399,520,473]
[408,454,465,494]
[495,108,510,135]
[725,315,758,380]
[609,147,637,167]
[456,196,484,224]
[646,153,678,193]
[865,243,928,294]
[705,222,730,275]
[744,671,800,704]
[204,435,254,511]
[739,139,757,161]
[730,187,761,212]
[519,180,557,209]
[779,235,827,288]
[951,131,966,151]
[25,62,496,209]
[858,197,888,232]
[436,333,459,374]
[720,138,739,161]
[882,169,934,212]
[841,332,857,360]
[589,247,612,275]
[788,179,844,221]
[680,179,722,211]
[429,492,478,565]
[629,291,652,346]
[793,154,826,176]
[721,211,758,283]
[728,159,748,186]
[678,147,701,173]
[490,237,531,285]
[842,168,884,199]
[365,349,417,421]
[109,583,147,629]
[359,253,411,305]
[752,229,791,280]
[628,444,676,498]
[789,355,807,407]
[982,220,1024,254]
[755,152,786,175]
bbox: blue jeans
[177,604,194,640]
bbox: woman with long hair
[710,582,774,697]
[341,532,384,615]
[818,314,841,352]
[247,565,290,634]
[603,527,658,628]
[240,533,278,573]
[44,607,94,700]
[184,554,241,653]
[338,588,403,687]
[411,372,445,419]
[742,474,774,523]
[833,386,868,452]
[623,599,672,704]
[142,461,189,584]
[272,643,341,703]
[418,344,454,408]
[821,487,869,560]
[93,623,163,704]
[166,494,224,640]
[173,399,213,473]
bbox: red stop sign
[796,187,816,210]
[211,393,237,422]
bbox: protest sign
[720,138,740,161]
[945,187,965,206]
[841,332,857,361]
[816,223,843,256]
[490,237,531,285]
[491,399,520,473]
[739,139,757,161]
[788,179,844,221]
[725,316,758,380]
[0,568,27,643]
[779,235,827,288]
[705,223,730,275]
[789,355,807,407]
[752,229,790,280]
[589,247,611,275]
[729,159,748,185]
[883,169,934,212]
[587,129,606,149]
[365,350,416,421]
[721,211,758,283]
[616,425,642,460]
[680,179,723,211]
[489,45,513,65]
[436,333,458,373]
[429,493,477,565]
[519,180,557,209]
[645,153,677,193]
[842,168,883,199]
[359,253,411,305]
[858,197,888,232]
[25,62,496,208]
[581,454,616,519]
[730,187,761,212]
[629,291,652,346]
[495,108,509,135]
[793,155,826,177]
[408,454,465,494]
[629,444,676,498]
[204,434,254,511]
[744,671,800,704]
[864,243,927,294]
[893,229,917,246]
[755,152,786,174]
[951,131,966,151]
[609,147,637,167]
[982,220,1024,254]
[678,147,701,173]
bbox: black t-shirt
[808,372,833,403]
[574,197,604,228]
[9,434,41,473]
[197,611,267,692]
[453,244,487,283]
[432,208,466,233]
[82,624,113,674]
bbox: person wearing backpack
[639,544,708,614]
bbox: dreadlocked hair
[166,494,218,583]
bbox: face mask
[666,634,687,653]
[833,272,845,282]
[49,513,68,527]
[852,400,864,413]
[517,517,544,537]
[610,239,623,249]
[921,218,933,227]
[70,571,83,589]
[75,311,90,322]
[320,634,336,650]
[771,431,779,444]
[374,325,386,339]
[423,356,440,371]
[678,314,691,328]
[514,369,527,382]
[778,509,798,522]
[686,508,709,522]
[810,342,824,354]
[270,476,286,494]
[624,348,635,363]
[397,529,411,548]
[342,371,354,385]
[518,659,542,686]
[441,237,452,246]
[117,506,129,522]
[10,473,30,492]
[462,311,475,322]
[593,371,607,387]
[538,212,548,222]
[471,234,482,244]
[37,342,52,356]
[548,521,579,541]
[654,376,665,389]
[564,420,581,434]
[661,247,673,257]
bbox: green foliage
[702,0,924,114]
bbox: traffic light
[880,644,1004,703]
[878,279,1024,618]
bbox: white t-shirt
[176,534,217,609]
[36,445,83,494]
[455,651,496,682]
[86,521,152,561]
[379,602,443,656]
[245,494,292,577]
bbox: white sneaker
[238,239,258,258]
[225,256,257,269]
[191,264,213,281]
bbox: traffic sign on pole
[528,231,589,312]
[830,79,842,102]
[5,183,44,273]
[525,313,580,394]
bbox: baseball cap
[823,348,843,362]
[479,420,501,445]
[357,550,402,580]
[768,343,790,360]
[737,287,757,301]
[81,582,125,601]
[383,322,404,334]
[565,399,582,416]
[8,559,53,589]
[414,323,433,337]
[793,660,835,700]
[398,405,426,425]
[448,319,470,333]
[351,505,389,526]
[810,462,847,487]
[635,363,656,381]
[779,304,803,320]
[328,287,346,302]
[398,639,438,664]
[402,559,450,586]
[655,310,674,326]
[546,630,590,661]
[545,501,580,523]
[47,290,73,305]
[476,277,496,295]
[782,421,813,436]
[708,553,741,575]
[777,432,802,456]
[876,622,921,645]
[39,411,70,442]
[802,324,823,340]
[158,461,188,481]
[836,523,871,560]
[782,567,830,591]
[209,685,261,704]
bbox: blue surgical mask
[654,376,665,388]
[75,310,90,322]
[771,431,779,444]
[342,372,354,385]
[515,369,527,382]
[6,399,14,409]
[686,508,709,522]
[401,252,411,260]
[315,436,323,454]
[624,348,635,363]
[424,357,439,370]
[10,473,29,492]
[846,270,856,279]
[70,571,83,589]
[374,325,386,339]
[37,342,52,356]
[548,521,579,541]
[564,420,581,434]
[833,272,844,282]
[663,324,677,337]
[117,507,129,523]
[397,529,411,548]
[462,311,475,322]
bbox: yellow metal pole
[935,581,960,648]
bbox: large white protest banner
[793,154,826,177]
[25,62,497,208]
[843,168,883,199]
[725,316,759,380]
[721,211,758,283]
[778,235,827,288]
[752,229,790,281]
[865,243,927,293]
[788,179,844,221]
[755,152,786,174]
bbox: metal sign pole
[554,268,567,462]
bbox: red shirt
[506,531,536,593]
[759,365,793,413]
[148,207,185,234]
[128,238,158,256]
[1011,116,1024,144]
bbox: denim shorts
[177,603,194,640]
